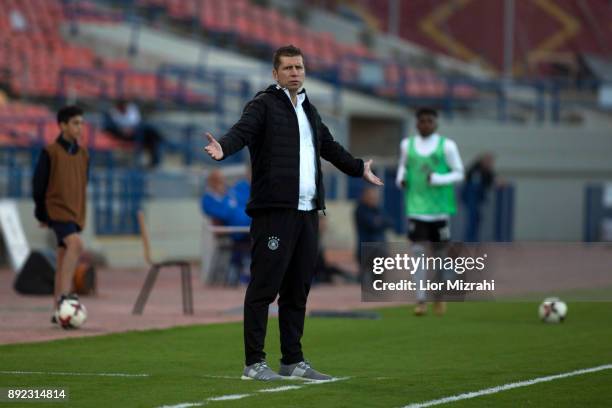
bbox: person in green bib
[396,108,464,316]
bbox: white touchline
[158,403,203,408]
[208,394,252,401]
[259,385,303,393]
[158,393,252,408]
[0,370,149,378]
[304,376,351,385]
[155,376,352,408]
[401,364,612,408]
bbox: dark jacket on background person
[354,202,393,261]
[32,135,89,228]
[461,161,495,205]
[218,84,364,215]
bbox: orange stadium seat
[0,0,208,104]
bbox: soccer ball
[57,299,87,329]
[538,297,567,323]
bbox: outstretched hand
[203,132,224,161]
[363,159,384,186]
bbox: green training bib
[404,136,456,216]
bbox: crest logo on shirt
[267,236,280,251]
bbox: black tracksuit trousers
[244,208,319,366]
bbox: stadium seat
[0,0,211,105]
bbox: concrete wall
[447,121,612,241]
[5,199,203,270]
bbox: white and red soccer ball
[538,297,567,323]
[57,299,87,329]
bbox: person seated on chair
[102,99,163,168]
[201,170,251,285]
[201,169,231,223]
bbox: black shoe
[56,293,79,307]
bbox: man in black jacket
[204,45,383,381]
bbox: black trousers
[244,208,319,366]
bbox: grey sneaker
[278,360,333,381]
[241,361,283,381]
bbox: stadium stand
[316,0,612,77]
[0,0,212,104]
[135,0,477,104]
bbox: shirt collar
[57,133,79,154]
[276,84,306,106]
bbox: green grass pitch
[1,302,611,407]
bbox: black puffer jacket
[218,84,364,216]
